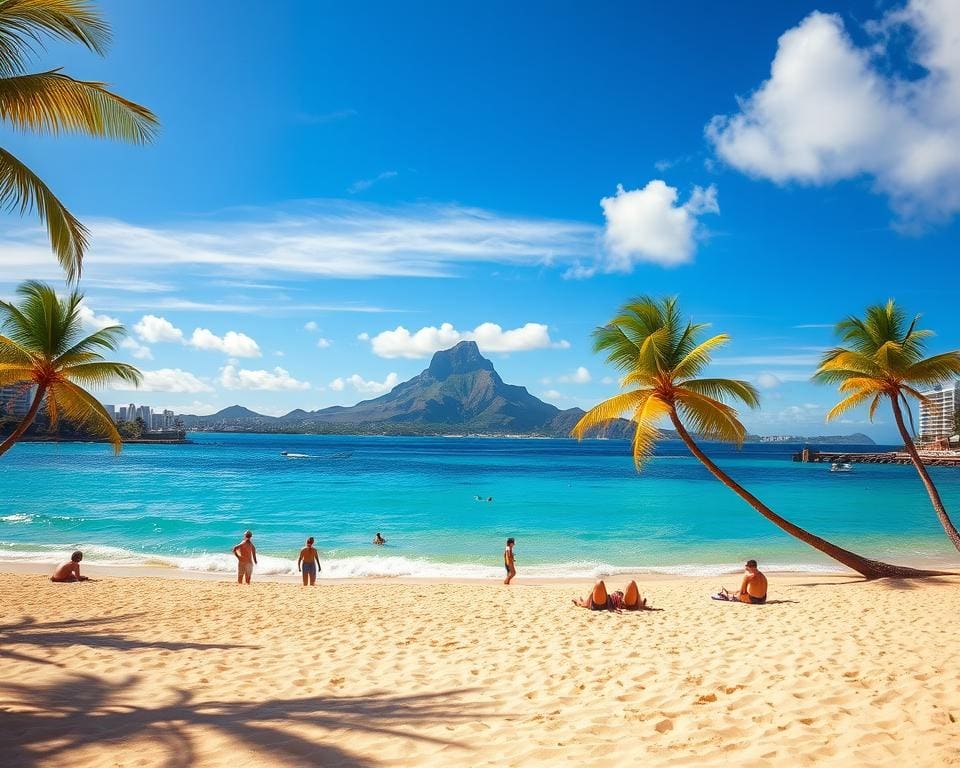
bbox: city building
[0,384,36,418]
[919,381,960,441]
[103,404,117,422]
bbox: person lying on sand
[297,536,321,586]
[572,579,647,611]
[714,559,767,604]
[51,551,92,583]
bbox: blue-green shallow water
[1,433,958,578]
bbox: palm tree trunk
[0,384,46,457]
[668,411,949,580]
[889,395,960,552]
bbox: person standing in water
[503,537,516,585]
[232,530,257,584]
[297,536,321,586]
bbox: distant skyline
[2,0,959,441]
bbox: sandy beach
[2,568,959,768]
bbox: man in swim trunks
[297,536,321,586]
[720,559,767,604]
[233,530,257,584]
[51,551,91,582]
[503,537,516,585]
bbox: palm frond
[571,389,651,440]
[0,0,109,76]
[629,394,671,469]
[0,362,34,385]
[0,68,157,141]
[901,352,960,388]
[0,147,86,280]
[671,333,730,380]
[679,377,760,408]
[48,377,122,453]
[61,359,141,389]
[825,388,875,422]
[0,333,33,364]
[674,389,747,445]
[54,324,125,365]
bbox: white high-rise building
[137,405,153,430]
[919,382,960,440]
[163,409,175,429]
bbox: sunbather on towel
[572,579,647,611]
[714,559,767,604]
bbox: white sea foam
[0,514,34,523]
[0,545,844,579]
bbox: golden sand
[2,569,959,767]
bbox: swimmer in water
[373,532,386,545]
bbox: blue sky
[2,0,959,440]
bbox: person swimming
[373,532,386,545]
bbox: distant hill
[173,342,873,444]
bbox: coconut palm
[0,280,141,455]
[815,300,960,552]
[0,0,158,282]
[573,296,942,579]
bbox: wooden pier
[794,448,960,467]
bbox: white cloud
[219,364,310,391]
[756,373,782,390]
[316,337,332,349]
[120,337,153,360]
[714,354,820,367]
[134,315,184,344]
[189,328,261,358]
[707,1,960,224]
[329,372,400,395]
[594,180,719,271]
[364,322,568,359]
[0,202,598,284]
[304,321,318,331]
[542,389,562,400]
[558,366,591,384]
[112,368,213,393]
[348,170,398,194]
[76,304,120,331]
[601,376,616,385]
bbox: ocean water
[1,433,959,578]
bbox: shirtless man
[233,530,257,584]
[51,551,91,582]
[503,537,516,585]
[297,536,321,586]
[721,559,767,604]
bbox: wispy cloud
[348,170,398,194]
[293,108,357,125]
[713,354,820,367]
[793,323,834,329]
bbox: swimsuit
[302,561,317,575]
[747,594,766,604]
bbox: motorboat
[830,462,853,472]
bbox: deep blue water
[1,433,958,577]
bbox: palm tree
[815,300,960,552]
[0,280,141,455]
[0,0,158,282]
[573,296,944,579]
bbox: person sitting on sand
[233,530,257,584]
[373,532,386,545]
[297,536,321,586]
[716,559,767,604]
[51,551,91,583]
[572,579,647,611]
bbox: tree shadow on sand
[0,614,260,656]
[0,672,492,768]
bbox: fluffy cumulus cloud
[76,304,120,331]
[592,180,719,272]
[316,337,332,349]
[189,328,261,358]
[329,372,400,395]
[132,315,260,357]
[219,364,310,391]
[120,337,153,360]
[707,0,960,224]
[304,321,318,331]
[112,368,213,393]
[134,315,184,344]
[559,366,591,384]
[362,322,569,359]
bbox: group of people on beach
[50,532,768,610]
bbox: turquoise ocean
[2,433,959,578]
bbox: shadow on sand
[0,673,490,768]
[0,614,496,767]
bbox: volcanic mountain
[277,341,633,437]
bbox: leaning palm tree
[0,0,158,281]
[815,300,960,552]
[573,296,943,579]
[0,280,141,455]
